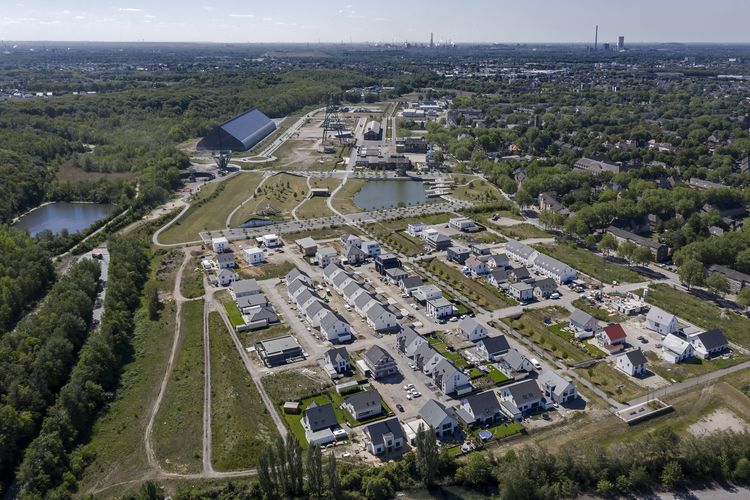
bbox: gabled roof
[570,308,596,327]
[533,277,557,292]
[364,345,391,366]
[296,237,317,248]
[508,267,531,280]
[364,417,405,445]
[325,347,349,365]
[662,333,691,355]
[304,402,338,431]
[537,370,574,397]
[232,279,259,295]
[285,268,309,284]
[344,389,381,414]
[465,256,484,268]
[489,268,508,281]
[246,305,277,323]
[320,309,347,330]
[366,302,392,322]
[463,391,500,416]
[414,342,441,364]
[198,107,276,152]
[236,294,268,308]
[434,357,461,378]
[400,276,424,289]
[354,291,376,310]
[459,317,482,334]
[477,335,510,354]
[489,253,508,265]
[602,323,627,342]
[500,348,528,371]
[694,329,728,350]
[419,399,455,429]
[708,264,750,283]
[505,240,536,260]
[646,307,676,325]
[324,263,344,279]
[504,379,542,404]
[620,348,647,366]
[397,325,421,346]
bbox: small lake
[13,202,114,237]
[353,180,427,210]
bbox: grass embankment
[329,177,365,215]
[451,177,505,204]
[262,371,332,404]
[496,223,550,240]
[77,251,178,491]
[296,178,341,219]
[283,227,357,243]
[153,300,205,473]
[224,302,244,327]
[230,173,309,225]
[642,283,750,348]
[160,172,263,244]
[533,242,645,284]
[420,258,515,310]
[181,256,205,299]
[209,312,278,471]
[452,231,506,245]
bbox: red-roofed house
[597,324,627,354]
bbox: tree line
[0,256,100,491]
[14,235,149,498]
[0,225,56,333]
[121,426,750,500]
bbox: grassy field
[153,300,205,473]
[499,308,588,366]
[243,324,295,346]
[209,312,278,471]
[496,223,550,240]
[77,252,178,492]
[160,173,263,244]
[296,196,335,219]
[642,284,750,348]
[239,261,295,281]
[452,231,506,245]
[451,177,505,204]
[56,161,136,184]
[548,323,605,359]
[421,258,515,310]
[533,242,645,284]
[331,178,366,214]
[575,361,649,403]
[180,257,204,299]
[571,298,627,323]
[230,173,309,224]
[262,370,332,405]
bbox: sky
[1,0,749,44]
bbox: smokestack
[595,25,598,50]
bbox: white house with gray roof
[366,303,398,332]
[459,317,487,342]
[499,379,543,419]
[457,391,502,426]
[688,329,728,359]
[396,326,425,357]
[660,333,694,364]
[569,308,599,338]
[476,336,510,361]
[615,349,648,377]
[646,307,678,335]
[505,240,538,266]
[432,358,472,396]
[426,297,453,319]
[319,310,352,343]
[363,345,398,379]
[538,370,577,404]
[363,418,405,456]
[342,389,382,421]
[232,279,260,298]
[414,343,443,375]
[419,399,458,438]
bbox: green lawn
[451,177,505,204]
[420,258,515,310]
[469,367,485,379]
[533,242,645,284]
[571,298,627,323]
[548,322,605,359]
[642,284,750,348]
[224,301,244,328]
[283,226,357,243]
[472,421,523,440]
[160,172,263,243]
[153,300,205,473]
[487,365,509,383]
[209,312,278,471]
[452,231,506,245]
[280,393,352,449]
[495,223,550,240]
[296,196,335,219]
[180,257,205,299]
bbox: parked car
[396,404,405,412]
[530,358,542,370]
[404,384,414,390]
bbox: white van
[530,358,542,370]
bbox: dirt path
[202,291,215,475]
[291,175,312,221]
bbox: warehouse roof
[198,107,277,152]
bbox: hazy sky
[1,0,749,44]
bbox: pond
[13,202,114,237]
[353,180,427,210]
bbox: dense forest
[15,235,149,498]
[0,257,100,490]
[0,69,371,223]
[0,225,56,333]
